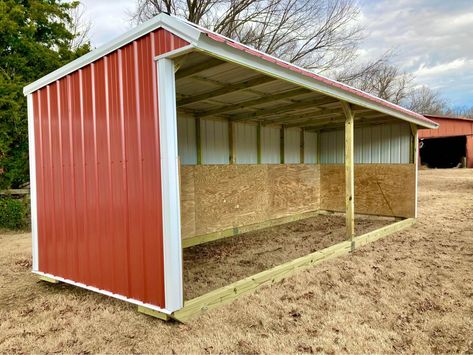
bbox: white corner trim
[33,271,173,314]
[23,14,201,95]
[27,94,39,271]
[157,58,184,312]
[194,36,437,129]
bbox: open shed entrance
[162,50,418,321]
[420,136,467,168]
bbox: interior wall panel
[31,28,189,310]
[180,164,320,238]
[235,122,257,164]
[304,131,317,163]
[261,126,280,164]
[320,122,411,164]
[177,114,197,165]
[284,128,301,163]
[320,164,415,218]
[201,118,229,164]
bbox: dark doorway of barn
[420,136,466,168]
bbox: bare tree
[67,2,92,51]
[337,53,414,105]
[404,86,448,115]
[131,0,363,71]
[445,106,473,118]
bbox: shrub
[0,196,30,230]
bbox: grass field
[0,169,472,353]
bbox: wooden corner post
[341,102,355,249]
[410,123,418,218]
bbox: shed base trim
[183,210,322,248]
[32,271,173,315]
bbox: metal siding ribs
[32,29,189,309]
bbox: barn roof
[424,114,473,122]
[23,13,438,129]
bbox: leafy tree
[0,0,90,189]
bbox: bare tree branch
[66,2,92,51]
[130,0,363,72]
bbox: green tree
[0,0,90,189]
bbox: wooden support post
[229,121,236,164]
[280,126,285,164]
[410,123,418,218]
[341,102,355,249]
[256,122,262,164]
[196,117,202,165]
[316,131,321,164]
[300,129,305,163]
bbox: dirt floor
[184,214,391,299]
[0,169,472,354]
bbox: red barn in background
[419,115,473,168]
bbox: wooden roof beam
[177,75,276,106]
[175,58,227,80]
[196,88,310,118]
[305,115,393,131]
[282,108,372,127]
[228,96,339,122]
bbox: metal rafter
[227,96,339,122]
[177,75,276,106]
[196,88,310,118]
[175,58,227,80]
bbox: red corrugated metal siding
[419,117,473,138]
[32,29,189,309]
[419,116,473,169]
[467,136,473,168]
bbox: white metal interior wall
[261,126,281,164]
[235,123,257,164]
[177,117,409,165]
[201,118,230,164]
[320,122,411,164]
[284,128,301,163]
[304,131,317,163]
[177,115,197,165]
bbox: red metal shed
[24,13,437,320]
[419,115,473,168]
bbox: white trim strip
[33,271,172,314]
[23,14,201,95]
[157,58,184,312]
[27,94,39,271]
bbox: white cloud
[358,0,473,106]
[414,59,469,77]
[80,0,135,48]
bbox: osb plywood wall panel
[320,164,415,218]
[180,166,196,238]
[267,165,320,218]
[180,164,320,238]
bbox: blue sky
[80,0,473,108]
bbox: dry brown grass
[1,169,472,354]
[184,214,390,299]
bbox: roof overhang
[23,13,438,130]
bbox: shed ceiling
[175,52,397,131]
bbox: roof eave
[23,14,202,95]
[190,34,437,129]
